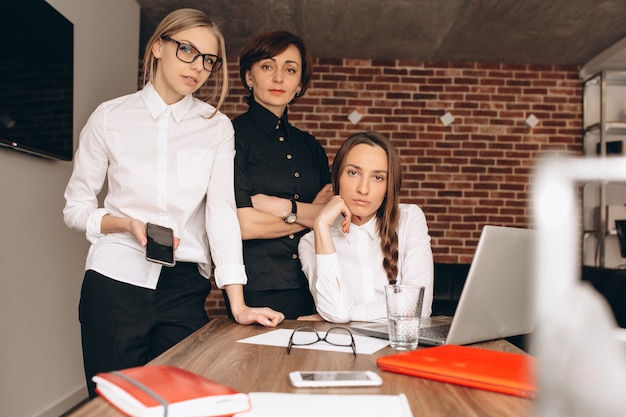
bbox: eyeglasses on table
[287,326,357,356]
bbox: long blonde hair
[332,132,402,282]
[142,8,229,115]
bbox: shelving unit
[582,70,626,268]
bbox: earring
[295,90,301,97]
[247,84,253,91]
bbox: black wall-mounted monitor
[0,0,74,161]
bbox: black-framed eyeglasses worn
[160,35,223,72]
[287,326,357,356]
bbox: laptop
[351,225,536,346]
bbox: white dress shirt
[298,204,433,323]
[63,83,247,290]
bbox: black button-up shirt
[233,99,331,292]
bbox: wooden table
[70,318,533,417]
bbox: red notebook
[92,365,250,417]
[377,344,537,399]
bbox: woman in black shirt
[229,30,333,320]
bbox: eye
[178,44,195,56]
[203,55,215,65]
[347,170,358,177]
[261,64,272,70]
[286,67,297,74]
[374,175,386,182]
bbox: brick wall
[193,59,583,318]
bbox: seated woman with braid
[298,131,434,323]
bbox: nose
[357,178,369,195]
[272,68,283,83]
[190,56,204,71]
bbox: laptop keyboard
[420,324,451,340]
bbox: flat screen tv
[0,0,74,161]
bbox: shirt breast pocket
[177,150,213,188]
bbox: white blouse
[298,204,433,323]
[63,83,247,290]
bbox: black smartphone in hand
[145,223,176,267]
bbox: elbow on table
[318,310,351,324]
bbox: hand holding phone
[145,223,175,267]
[288,371,382,388]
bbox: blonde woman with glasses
[63,9,279,398]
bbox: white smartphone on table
[288,371,383,387]
[145,223,175,267]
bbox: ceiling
[136,0,626,75]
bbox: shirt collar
[248,98,289,136]
[141,82,193,122]
[342,215,379,243]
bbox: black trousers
[79,262,211,398]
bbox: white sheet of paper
[235,392,413,417]
[236,328,389,355]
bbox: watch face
[285,213,297,224]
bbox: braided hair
[331,132,402,283]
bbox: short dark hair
[239,30,314,104]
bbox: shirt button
[291,254,298,259]
[275,123,280,129]
[287,154,292,159]
[294,172,300,178]
[279,136,285,142]
[294,194,299,200]
[289,234,295,239]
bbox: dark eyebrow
[346,163,387,174]
[260,57,300,66]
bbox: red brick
[184,57,583,272]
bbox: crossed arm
[237,184,334,239]
[224,184,334,325]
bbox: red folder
[377,344,537,398]
[93,365,250,417]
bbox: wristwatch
[284,199,297,224]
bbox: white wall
[0,1,139,416]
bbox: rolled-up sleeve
[63,105,110,242]
[205,120,247,288]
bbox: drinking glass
[385,284,424,350]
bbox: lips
[182,75,198,86]
[352,199,370,206]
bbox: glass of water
[385,284,424,350]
